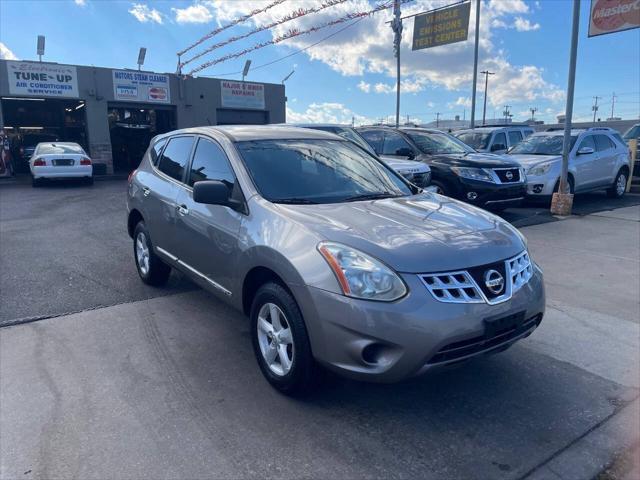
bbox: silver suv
[508,127,631,199]
[127,126,545,394]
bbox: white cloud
[173,3,213,24]
[372,79,426,94]
[129,3,163,24]
[513,17,540,31]
[74,0,87,6]
[0,42,18,60]
[287,102,374,126]
[357,80,371,93]
[448,96,472,109]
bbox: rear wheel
[431,180,450,196]
[607,169,627,198]
[133,221,171,286]
[250,282,317,396]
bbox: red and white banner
[589,0,640,37]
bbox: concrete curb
[523,397,640,480]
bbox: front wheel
[133,221,171,286]
[607,170,627,198]
[430,180,450,196]
[250,282,317,396]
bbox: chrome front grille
[419,251,534,305]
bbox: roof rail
[587,127,615,132]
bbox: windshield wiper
[343,192,401,202]
[274,198,319,204]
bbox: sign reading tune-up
[588,0,640,37]
[6,61,79,98]
[112,70,171,104]
[412,1,471,50]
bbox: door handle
[177,205,189,216]
[142,187,151,197]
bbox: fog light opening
[467,191,478,200]
[361,343,385,365]
[533,184,544,194]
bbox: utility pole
[406,114,410,125]
[480,70,494,126]
[529,107,538,122]
[610,92,617,119]
[352,116,355,127]
[469,0,481,129]
[436,112,441,128]
[392,0,403,128]
[503,105,511,123]
[592,96,601,123]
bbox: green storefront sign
[412,2,471,50]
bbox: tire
[431,179,450,197]
[553,176,574,195]
[250,282,317,396]
[133,221,171,286]
[607,169,627,198]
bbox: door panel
[572,135,600,191]
[593,135,617,186]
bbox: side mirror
[577,146,595,155]
[193,180,237,207]
[395,147,415,159]
[491,144,506,152]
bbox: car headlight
[451,167,495,182]
[527,162,553,176]
[317,242,407,301]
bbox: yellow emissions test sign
[412,1,471,50]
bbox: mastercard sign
[589,0,640,37]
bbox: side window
[611,133,625,146]
[157,136,195,182]
[578,135,596,152]
[523,129,534,138]
[508,131,523,146]
[150,138,167,166]
[493,132,507,150]
[382,131,412,155]
[188,138,236,188]
[358,129,384,154]
[594,135,614,152]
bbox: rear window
[36,144,85,155]
[157,136,195,182]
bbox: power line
[189,0,411,75]
[177,0,287,57]
[180,0,348,70]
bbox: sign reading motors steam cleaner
[6,61,79,98]
[112,70,171,104]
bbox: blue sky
[1,0,638,125]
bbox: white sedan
[30,142,93,187]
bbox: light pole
[469,0,481,129]
[281,69,295,85]
[480,70,494,126]
[391,0,403,128]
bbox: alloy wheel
[256,302,294,376]
[135,232,150,276]
[616,173,627,196]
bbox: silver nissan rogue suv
[127,126,545,395]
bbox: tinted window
[358,129,384,154]
[594,135,614,152]
[510,134,578,155]
[235,139,411,204]
[508,131,523,146]
[578,135,596,151]
[612,133,625,145]
[157,136,194,182]
[623,125,640,140]
[382,131,412,155]
[493,132,507,149]
[407,130,472,154]
[150,138,167,166]
[455,132,491,150]
[188,138,235,188]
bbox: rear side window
[157,136,194,182]
[358,129,384,154]
[594,135,614,152]
[508,131,523,146]
[493,132,507,149]
[150,138,167,166]
[611,133,625,146]
[188,138,236,188]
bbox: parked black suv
[357,126,526,209]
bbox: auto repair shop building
[0,60,286,174]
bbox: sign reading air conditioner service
[6,61,79,98]
[412,1,471,50]
[221,81,265,110]
[589,0,640,37]
[112,70,171,104]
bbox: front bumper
[456,178,526,207]
[31,165,93,179]
[292,264,545,383]
[525,173,557,196]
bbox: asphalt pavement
[1,178,639,479]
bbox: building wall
[0,60,286,174]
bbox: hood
[425,152,521,168]
[508,154,560,169]
[380,157,430,173]
[275,193,525,273]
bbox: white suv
[455,126,534,154]
[508,127,631,199]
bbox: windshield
[455,132,491,150]
[235,139,412,204]
[509,135,577,155]
[36,143,85,155]
[405,130,472,155]
[623,125,640,140]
